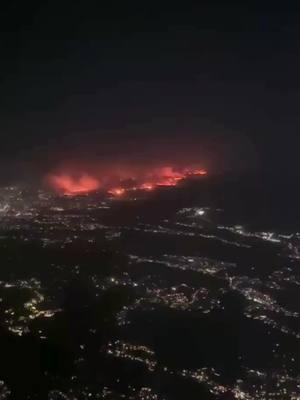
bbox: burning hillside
[46,165,207,196]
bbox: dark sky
[1,2,300,181]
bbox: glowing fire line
[47,166,207,197]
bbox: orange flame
[48,173,100,196]
[139,183,154,191]
[108,187,125,197]
[47,165,207,196]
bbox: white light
[196,209,205,216]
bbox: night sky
[1,2,300,182]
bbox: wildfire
[47,165,207,196]
[47,174,100,196]
[192,169,207,176]
[152,166,185,186]
[108,187,125,197]
[139,183,154,191]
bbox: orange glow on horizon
[108,187,125,197]
[47,165,207,196]
[139,183,154,191]
[193,169,207,176]
[47,173,100,196]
